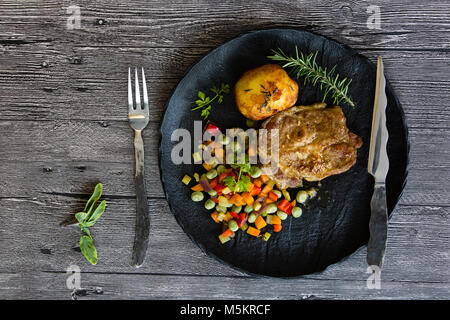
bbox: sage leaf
[80,235,97,265]
[84,200,106,227]
[80,225,91,237]
[84,183,103,219]
[75,212,88,224]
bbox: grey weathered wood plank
[0,265,449,300]
[1,0,449,50]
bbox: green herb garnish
[223,162,252,192]
[268,47,355,107]
[74,183,106,265]
[192,83,230,119]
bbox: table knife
[367,56,389,268]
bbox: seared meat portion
[259,102,362,189]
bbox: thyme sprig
[268,47,355,107]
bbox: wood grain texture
[0,0,449,299]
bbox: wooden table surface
[0,0,449,300]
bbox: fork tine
[141,68,149,113]
[134,67,141,109]
[128,67,134,111]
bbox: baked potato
[234,64,299,121]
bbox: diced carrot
[268,191,278,202]
[209,177,218,189]
[253,178,262,187]
[202,162,213,171]
[248,143,257,157]
[211,198,219,203]
[261,184,273,194]
[242,192,254,206]
[266,180,275,188]
[224,212,233,222]
[247,182,254,193]
[191,183,203,192]
[209,141,222,149]
[219,172,228,182]
[265,198,275,204]
[230,193,244,205]
[214,148,225,163]
[247,226,261,237]
[221,228,234,238]
[291,200,297,207]
[273,224,282,232]
[261,174,270,183]
[210,212,220,223]
[250,185,261,196]
[270,215,282,225]
[255,216,267,230]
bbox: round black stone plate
[159,29,409,277]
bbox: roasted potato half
[234,64,299,121]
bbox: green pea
[265,203,278,214]
[216,165,226,174]
[206,169,218,180]
[216,204,227,213]
[261,211,268,217]
[191,192,204,202]
[244,205,254,214]
[204,199,215,210]
[277,210,288,220]
[224,201,233,208]
[231,205,242,213]
[296,190,308,203]
[248,213,257,223]
[228,220,239,232]
[249,166,261,178]
[208,189,217,196]
[246,119,258,128]
[292,206,303,218]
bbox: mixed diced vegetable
[182,122,316,244]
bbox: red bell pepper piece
[278,199,293,215]
[230,211,240,219]
[215,184,226,194]
[204,123,221,136]
[238,213,247,227]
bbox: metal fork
[128,67,150,267]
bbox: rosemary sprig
[192,83,230,119]
[268,47,355,107]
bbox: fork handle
[131,129,150,267]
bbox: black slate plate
[159,29,409,277]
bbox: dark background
[0,0,448,299]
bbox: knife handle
[367,183,388,268]
[131,129,150,267]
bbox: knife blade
[367,56,389,268]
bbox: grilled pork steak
[258,102,362,189]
